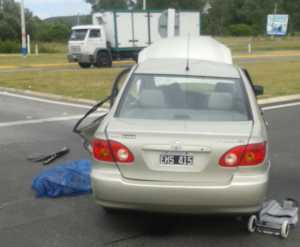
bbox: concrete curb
[258,95,300,106]
[1,86,300,108]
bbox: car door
[86,29,106,54]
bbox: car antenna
[185,34,191,72]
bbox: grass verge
[0,68,122,100]
[240,60,300,98]
[0,60,300,100]
[0,54,70,67]
[218,36,300,53]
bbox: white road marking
[0,91,94,109]
[0,113,106,128]
[262,102,300,111]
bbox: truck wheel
[95,51,112,68]
[79,63,91,69]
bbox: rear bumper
[91,165,269,214]
[67,53,94,63]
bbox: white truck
[67,9,201,68]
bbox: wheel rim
[98,53,109,66]
[281,221,289,238]
[248,216,257,233]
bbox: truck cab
[68,25,111,68]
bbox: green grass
[1,36,300,100]
[0,54,69,67]
[0,60,300,100]
[0,68,122,100]
[240,60,300,98]
[38,42,67,54]
[217,36,300,53]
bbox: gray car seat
[208,92,233,111]
[139,90,166,108]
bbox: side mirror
[254,85,264,96]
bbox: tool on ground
[27,147,70,165]
[248,199,298,238]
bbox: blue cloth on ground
[32,159,92,198]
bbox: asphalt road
[0,92,299,247]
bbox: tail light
[92,139,134,164]
[219,142,266,167]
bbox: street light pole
[143,0,146,10]
[20,0,27,56]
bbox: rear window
[116,74,251,121]
[70,29,88,41]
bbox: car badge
[172,141,182,151]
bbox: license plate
[160,152,194,166]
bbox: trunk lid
[106,118,253,185]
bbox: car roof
[138,36,233,65]
[135,59,241,79]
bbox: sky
[18,0,92,19]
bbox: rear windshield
[116,74,251,121]
[70,29,88,41]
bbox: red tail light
[92,139,134,164]
[219,142,266,167]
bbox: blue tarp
[32,159,92,198]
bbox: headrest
[215,83,234,93]
[139,90,166,108]
[208,92,233,111]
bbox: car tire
[248,215,257,233]
[281,221,290,239]
[79,63,91,69]
[95,51,112,68]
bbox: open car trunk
[106,118,253,185]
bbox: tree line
[1,0,300,46]
[0,0,72,43]
[87,0,300,36]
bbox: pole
[271,2,278,40]
[143,0,146,10]
[35,43,39,56]
[20,0,27,56]
[77,12,80,25]
[27,34,31,54]
[274,3,278,15]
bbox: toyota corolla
[77,37,270,214]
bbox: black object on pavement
[27,147,70,165]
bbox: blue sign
[267,15,289,36]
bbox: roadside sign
[267,15,289,36]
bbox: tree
[86,0,127,11]
[0,0,37,41]
[35,22,71,42]
[86,0,204,11]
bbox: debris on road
[27,147,70,165]
[32,159,92,198]
[248,199,298,238]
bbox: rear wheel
[79,63,91,69]
[95,51,112,68]
[248,215,257,233]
